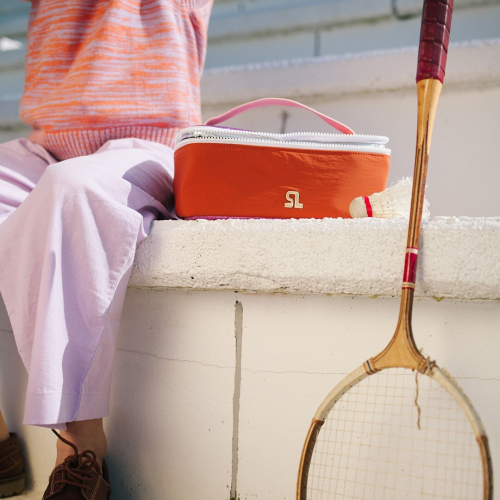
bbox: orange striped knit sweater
[20,0,213,160]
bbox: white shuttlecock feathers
[349,177,430,219]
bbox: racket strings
[307,368,483,499]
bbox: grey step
[209,0,500,42]
[209,0,392,41]
[0,0,31,16]
[206,3,500,68]
[0,40,26,71]
[0,13,29,39]
[0,128,30,143]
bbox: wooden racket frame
[297,0,493,497]
[297,364,493,500]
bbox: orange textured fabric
[20,0,213,160]
[174,143,390,219]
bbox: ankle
[55,423,107,467]
[56,437,107,467]
[0,431,10,444]
[0,412,10,443]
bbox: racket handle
[416,0,454,84]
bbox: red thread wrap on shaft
[416,0,454,83]
[403,250,419,286]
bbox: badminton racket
[296,1,493,499]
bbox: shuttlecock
[349,177,430,219]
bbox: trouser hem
[23,391,110,430]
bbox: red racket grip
[416,0,454,84]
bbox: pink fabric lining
[184,216,265,220]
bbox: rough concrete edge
[129,218,500,300]
[126,286,500,302]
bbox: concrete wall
[1,290,499,499]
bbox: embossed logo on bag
[284,190,303,209]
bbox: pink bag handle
[204,98,355,135]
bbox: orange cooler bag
[174,99,390,219]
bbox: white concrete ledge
[201,38,500,106]
[130,217,500,300]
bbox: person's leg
[0,139,56,496]
[0,411,9,443]
[0,138,56,225]
[56,418,107,466]
[0,139,57,438]
[0,137,174,436]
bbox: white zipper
[176,126,389,147]
[175,135,391,155]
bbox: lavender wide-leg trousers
[0,137,175,429]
